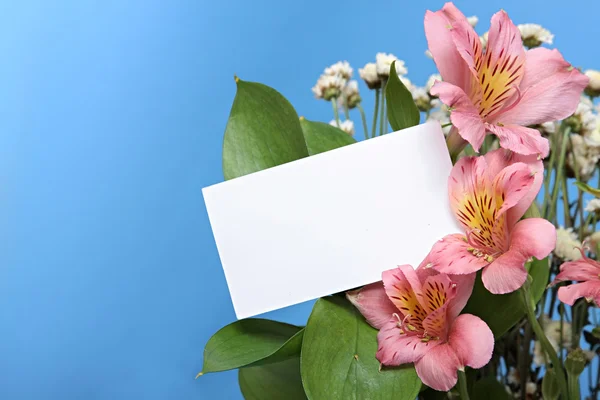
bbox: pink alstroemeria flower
[551,249,600,305]
[425,3,588,157]
[428,149,556,294]
[347,263,493,391]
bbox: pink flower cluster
[348,2,588,392]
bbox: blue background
[0,0,598,399]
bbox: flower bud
[565,348,586,376]
[542,368,560,400]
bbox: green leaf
[463,257,549,338]
[575,181,600,198]
[239,357,307,400]
[200,319,303,374]
[299,118,356,156]
[223,79,309,180]
[472,377,511,400]
[301,296,422,400]
[385,61,420,131]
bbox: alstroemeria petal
[491,162,536,219]
[376,319,441,366]
[478,10,525,119]
[483,149,544,226]
[481,250,528,294]
[414,343,461,391]
[424,4,473,93]
[519,48,575,91]
[558,282,600,306]
[498,58,589,126]
[446,273,476,321]
[483,218,555,294]
[553,257,600,283]
[510,218,557,260]
[347,282,397,330]
[431,81,487,152]
[486,123,549,158]
[428,234,490,275]
[448,314,494,369]
[420,274,457,339]
[383,266,428,331]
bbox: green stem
[331,98,340,127]
[343,102,350,120]
[542,132,559,216]
[548,127,572,223]
[371,89,380,139]
[357,103,369,141]
[379,81,387,137]
[561,177,572,228]
[458,369,470,400]
[520,284,569,400]
[569,373,580,400]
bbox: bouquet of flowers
[198,3,600,399]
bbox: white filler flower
[584,69,600,97]
[358,63,381,89]
[324,61,353,81]
[330,119,354,135]
[312,75,346,100]
[518,23,554,48]
[375,52,407,77]
[554,227,583,261]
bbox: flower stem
[379,81,387,136]
[548,127,572,223]
[520,282,569,400]
[357,103,369,141]
[458,369,470,400]
[371,89,380,139]
[569,373,581,400]
[332,98,340,127]
[542,131,559,216]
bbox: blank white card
[203,122,460,319]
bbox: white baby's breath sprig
[518,23,553,48]
[585,199,600,213]
[467,16,478,28]
[584,69,600,97]
[359,63,381,89]
[554,227,583,261]
[330,119,355,135]
[340,80,361,109]
[325,61,353,81]
[312,74,346,100]
[376,53,407,78]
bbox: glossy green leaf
[472,377,511,400]
[239,357,307,400]
[299,118,356,156]
[223,79,309,180]
[463,257,549,338]
[385,61,420,132]
[301,296,422,400]
[200,319,302,374]
[575,181,600,198]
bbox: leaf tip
[234,75,240,83]
[195,371,204,379]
